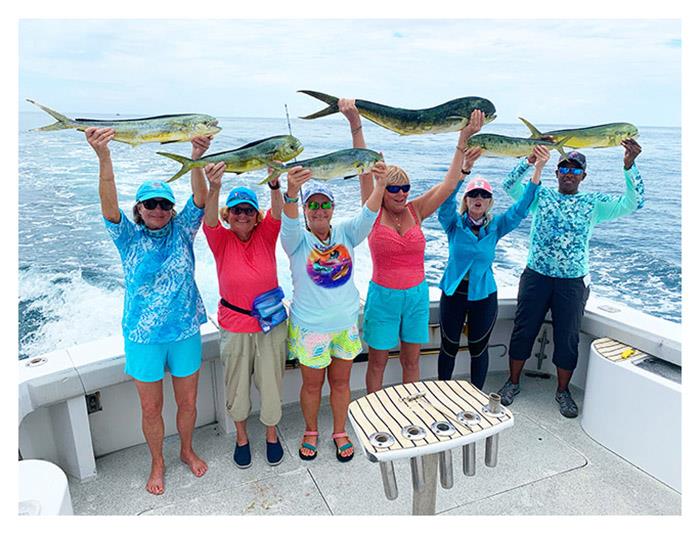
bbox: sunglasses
[466,190,492,199]
[141,198,174,211]
[231,206,257,216]
[386,184,411,194]
[558,167,584,176]
[307,200,334,210]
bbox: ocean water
[18,112,681,360]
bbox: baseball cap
[135,180,176,204]
[557,151,587,170]
[226,186,259,210]
[302,181,335,204]
[465,176,493,195]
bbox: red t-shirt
[203,210,281,333]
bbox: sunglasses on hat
[142,198,174,211]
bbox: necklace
[387,208,405,231]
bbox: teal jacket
[438,180,539,300]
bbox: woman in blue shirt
[86,126,210,496]
[436,145,549,388]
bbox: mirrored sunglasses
[557,166,584,176]
[142,198,174,210]
[307,200,333,210]
[386,184,411,194]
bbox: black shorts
[508,267,590,371]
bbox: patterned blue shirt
[104,196,207,343]
[503,160,645,278]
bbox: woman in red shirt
[203,162,286,469]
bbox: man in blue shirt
[498,139,643,417]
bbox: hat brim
[227,199,259,210]
[137,191,176,204]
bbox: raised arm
[364,161,388,213]
[283,166,313,220]
[593,138,645,223]
[267,175,283,220]
[203,162,226,228]
[86,127,120,223]
[412,109,485,220]
[339,98,374,205]
[190,136,210,208]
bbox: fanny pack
[220,287,288,334]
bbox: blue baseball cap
[302,181,335,205]
[226,186,259,210]
[135,180,176,204]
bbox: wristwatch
[268,181,281,190]
[283,192,299,204]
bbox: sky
[18,18,681,127]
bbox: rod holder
[488,393,502,414]
[485,434,499,467]
[463,442,476,476]
[439,450,453,489]
[379,461,398,500]
[410,456,425,493]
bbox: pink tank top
[368,203,426,289]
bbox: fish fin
[519,117,544,139]
[554,136,572,157]
[26,99,75,131]
[298,90,339,120]
[257,158,285,185]
[157,152,195,182]
[343,174,358,180]
[159,140,180,145]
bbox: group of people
[86,99,644,495]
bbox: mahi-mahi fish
[158,135,304,182]
[298,90,496,135]
[259,148,383,184]
[467,133,571,158]
[518,117,639,149]
[26,99,222,147]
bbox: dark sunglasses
[231,206,257,216]
[558,166,584,176]
[466,190,492,199]
[142,198,174,210]
[386,184,411,194]
[307,200,333,210]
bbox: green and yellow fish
[298,90,496,135]
[519,117,639,149]
[27,99,221,147]
[158,135,303,182]
[260,148,383,184]
[467,133,570,158]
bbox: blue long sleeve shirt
[503,159,645,278]
[438,180,539,300]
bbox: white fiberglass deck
[66,371,681,516]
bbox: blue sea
[18,112,681,360]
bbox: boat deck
[67,371,681,515]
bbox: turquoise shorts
[124,331,202,383]
[362,280,430,350]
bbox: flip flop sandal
[298,430,319,461]
[332,432,354,463]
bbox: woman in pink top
[202,162,286,469]
[339,98,484,392]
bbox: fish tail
[554,136,572,157]
[26,99,75,131]
[258,158,286,185]
[157,152,195,182]
[297,90,339,120]
[519,117,544,139]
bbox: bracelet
[461,169,471,175]
[283,192,299,204]
[268,181,281,190]
[456,145,467,153]
[351,125,363,134]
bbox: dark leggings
[438,279,498,390]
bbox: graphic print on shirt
[306,243,352,288]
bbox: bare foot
[146,459,165,495]
[180,450,208,477]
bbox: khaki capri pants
[219,321,288,426]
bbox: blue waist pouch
[250,287,288,334]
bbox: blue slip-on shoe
[266,440,284,466]
[497,379,520,406]
[233,442,252,469]
[555,388,579,418]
